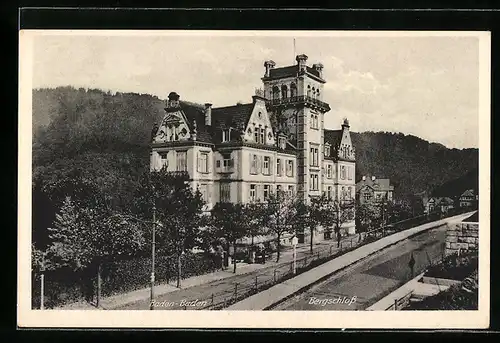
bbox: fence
[33,205,476,309]
[186,207,476,310]
[386,253,451,311]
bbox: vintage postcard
[18,30,490,329]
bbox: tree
[48,196,146,307]
[243,201,265,247]
[356,202,381,232]
[31,244,57,309]
[261,191,300,263]
[210,202,248,273]
[328,199,355,236]
[305,195,338,253]
[139,168,205,288]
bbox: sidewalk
[227,212,473,310]
[57,234,352,310]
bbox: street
[114,235,353,310]
[270,224,446,310]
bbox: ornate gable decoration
[154,111,191,143]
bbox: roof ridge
[212,103,253,110]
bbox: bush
[404,283,478,310]
[32,252,218,308]
[425,250,478,281]
[102,252,217,296]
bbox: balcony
[266,95,330,112]
[216,159,235,174]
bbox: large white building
[150,54,357,238]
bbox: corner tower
[261,54,331,201]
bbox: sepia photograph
[18,29,490,328]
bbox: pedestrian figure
[409,252,416,278]
[336,230,341,248]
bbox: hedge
[32,251,219,309]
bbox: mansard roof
[267,65,321,80]
[324,129,342,147]
[212,103,254,131]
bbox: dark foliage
[350,131,478,200]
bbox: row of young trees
[32,166,357,307]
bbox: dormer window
[324,144,331,157]
[279,137,286,150]
[222,129,231,142]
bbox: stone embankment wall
[445,222,479,256]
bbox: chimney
[342,117,350,130]
[296,54,308,72]
[312,63,324,78]
[204,103,212,126]
[371,176,376,181]
[166,92,181,112]
[362,176,366,181]
[264,60,276,77]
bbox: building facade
[355,176,394,205]
[150,54,356,235]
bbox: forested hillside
[32,86,479,244]
[351,132,478,199]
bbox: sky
[32,32,481,149]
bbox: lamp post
[291,235,298,274]
[150,205,156,310]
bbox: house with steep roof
[459,189,478,208]
[425,196,455,214]
[355,176,394,205]
[150,54,357,237]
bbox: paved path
[106,235,354,310]
[228,212,473,310]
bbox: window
[327,186,332,199]
[168,126,179,141]
[286,160,294,177]
[263,156,270,175]
[216,160,221,168]
[347,166,353,180]
[310,145,319,166]
[222,129,230,142]
[159,152,169,169]
[326,164,332,178]
[263,185,270,200]
[223,158,233,169]
[307,85,311,98]
[260,128,265,144]
[309,173,319,190]
[279,137,286,150]
[250,154,258,174]
[254,129,259,143]
[341,186,346,200]
[176,151,187,171]
[290,83,297,97]
[249,184,256,201]
[277,158,282,176]
[340,165,346,180]
[281,85,288,99]
[220,183,230,202]
[310,113,319,129]
[276,185,282,194]
[363,192,372,201]
[288,185,294,196]
[272,86,280,100]
[198,152,208,173]
[324,145,330,157]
